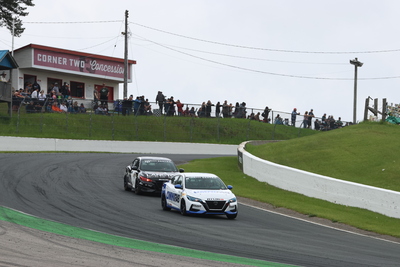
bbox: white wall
[238,142,400,219]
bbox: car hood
[185,189,235,201]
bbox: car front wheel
[180,200,187,216]
[161,195,171,211]
[123,175,131,191]
[134,179,142,195]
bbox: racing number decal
[166,191,180,203]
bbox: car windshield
[185,177,227,190]
[140,160,178,172]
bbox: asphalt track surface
[1,153,400,266]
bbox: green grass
[0,102,316,144]
[245,121,400,191]
[179,156,400,238]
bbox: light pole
[350,58,363,124]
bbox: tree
[0,0,35,37]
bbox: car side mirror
[175,184,182,189]
[179,168,184,173]
[227,185,233,190]
[132,165,138,171]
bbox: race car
[124,156,184,195]
[161,172,238,219]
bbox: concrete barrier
[0,136,237,155]
[238,141,400,219]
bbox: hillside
[246,121,400,192]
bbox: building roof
[14,44,136,65]
[0,50,19,70]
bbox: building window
[70,81,84,98]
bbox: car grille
[155,180,167,191]
[205,201,226,210]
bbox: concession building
[11,44,136,103]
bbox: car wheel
[134,179,142,195]
[123,175,131,191]
[226,213,238,220]
[161,195,171,211]
[180,200,187,216]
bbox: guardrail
[238,141,400,219]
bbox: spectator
[254,112,261,121]
[167,96,175,116]
[61,82,70,100]
[79,103,86,113]
[336,117,343,128]
[274,114,283,124]
[32,81,41,92]
[206,100,214,117]
[0,71,8,82]
[262,106,271,123]
[176,100,184,116]
[291,108,300,127]
[183,106,190,116]
[189,107,196,117]
[99,83,109,106]
[52,82,60,95]
[60,102,68,113]
[31,88,39,99]
[155,91,165,114]
[215,101,222,118]
[303,111,309,128]
[38,90,46,101]
[143,98,152,115]
[93,87,100,103]
[51,102,63,113]
[314,119,321,130]
[133,96,142,115]
[198,102,206,117]
[222,100,230,118]
[308,109,315,129]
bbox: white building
[11,44,136,106]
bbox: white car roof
[182,172,219,178]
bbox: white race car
[161,172,238,219]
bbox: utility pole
[350,58,363,124]
[123,10,129,99]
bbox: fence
[0,98,314,143]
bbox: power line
[131,22,400,54]
[132,35,347,65]
[133,34,400,80]
[25,20,123,24]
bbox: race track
[1,153,399,266]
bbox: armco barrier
[238,141,400,219]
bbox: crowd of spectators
[12,81,86,114]
[11,84,347,130]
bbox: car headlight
[186,195,202,202]
[228,197,237,203]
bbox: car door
[130,158,140,188]
[168,175,183,209]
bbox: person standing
[303,111,309,128]
[215,101,222,118]
[99,83,109,106]
[262,106,271,123]
[0,71,7,82]
[308,109,315,129]
[155,91,165,114]
[291,108,300,127]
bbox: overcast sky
[1,0,400,122]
